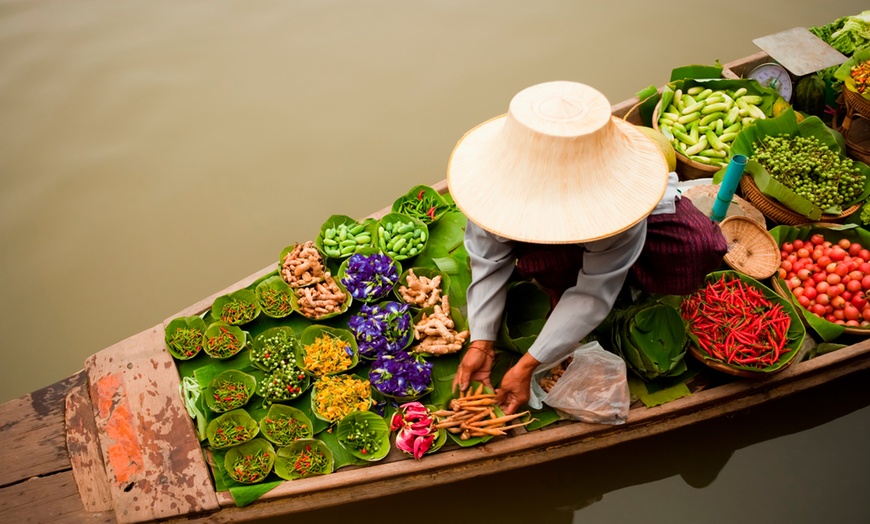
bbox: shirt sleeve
[463,220,516,343]
[527,220,647,367]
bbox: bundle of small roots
[294,275,347,318]
[397,269,443,307]
[411,295,469,355]
[432,385,533,439]
[281,241,327,288]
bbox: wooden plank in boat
[0,371,84,487]
[0,469,116,524]
[65,383,113,513]
[84,326,219,524]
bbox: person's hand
[452,340,495,394]
[495,353,540,414]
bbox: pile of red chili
[680,274,792,369]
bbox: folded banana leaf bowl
[720,109,870,226]
[682,271,806,379]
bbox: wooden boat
[3,51,870,524]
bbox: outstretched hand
[452,340,495,394]
[495,353,541,415]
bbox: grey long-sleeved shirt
[464,219,646,368]
[463,173,678,368]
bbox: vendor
[447,81,724,414]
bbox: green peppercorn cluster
[251,330,300,371]
[861,204,870,226]
[751,134,865,211]
[340,419,381,455]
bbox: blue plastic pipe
[710,154,748,223]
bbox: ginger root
[411,296,469,355]
[295,275,346,319]
[281,241,326,288]
[398,269,443,307]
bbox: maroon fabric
[513,197,727,297]
[514,242,584,292]
[629,197,727,295]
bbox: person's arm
[452,220,515,391]
[496,220,647,413]
[528,220,647,367]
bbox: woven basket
[844,87,870,120]
[718,215,779,279]
[738,174,861,226]
[652,99,720,181]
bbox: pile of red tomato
[779,233,870,327]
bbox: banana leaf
[496,280,551,354]
[725,109,870,215]
[768,223,870,341]
[600,301,688,382]
[669,62,724,83]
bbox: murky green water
[1,1,868,521]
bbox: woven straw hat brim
[448,113,669,244]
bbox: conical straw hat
[447,81,670,244]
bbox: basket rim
[739,174,861,225]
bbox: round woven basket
[718,215,779,279]
[652,99,720,181]
[738,175,861,225]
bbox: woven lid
[447,81,669,244]
[718,215,779,279]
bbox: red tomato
[826,314,838,323]
[830,246,847,261]
[838,238,852,250]
[835,264,850,277]
[849,270,864,281]
[852,292,868,310]
[816,281,830,294]
[793,239,805,249]
[827,273,842,286]
[778,268,787,279]
[860,249,870,261]
[832,296,846,309]
[811,234,825,246]
[863,275,870,290]
[845,303,862,321]
[804,286,818,300]
[780,260,793,272]
[813,272,828,284]
[842,291,853,302]
[848,279,864,293]
[828,284,843,297]
[796,268,812,281]
[860,262,870,273]
[812,303,827,316]
[793,286,805,298]
[833,309,845,320]
[816,293,830,305]
[781,241,794,253]
[797,295,811,308]
[863,308,870,322]
[818,255,832,267]
[849,242,862,256]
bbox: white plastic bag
[529,341,630,425]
